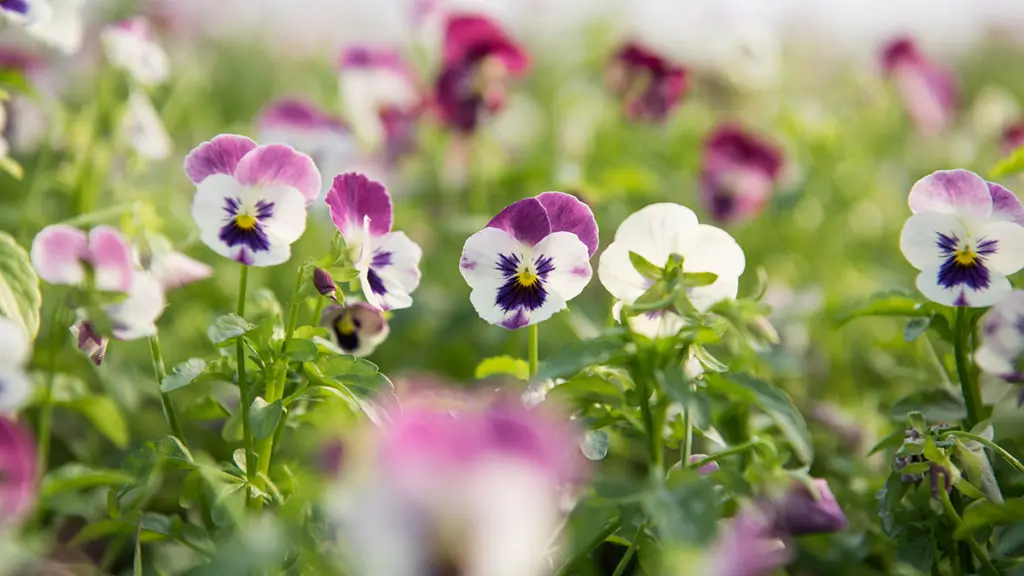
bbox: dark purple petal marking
[218,197,274,253]
[494,253,555,312]
[371,250,393,268]
[367,268,387,296]
[0,0,29,14]
[936,232,996,291]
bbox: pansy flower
[185,134,320,267]
[325,173,422,311]
[881,37,957,136]
[258,98,357,194]
[121,90,171,161]
[0,417,36,525]
[460,192,598,329]
[101,16,170,87]
[434,14,529,134]
[0,0,50,26]
[321,303,389,357]
[337,46,421,156]
[899,169,1024,307]
[598,203,745,338]
[700,124,783,224]
[0,318,32,415]
[606,41,688,123]
[975,290,1024,384]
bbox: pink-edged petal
[234,143,322,206]
[87,226,134,293]
[258,98,346,133]
[988,182,1024,227]
[107,272,165,340]
[183,134,257,184]
[325,173,393,238]
[908,169,992,218]
[487,197,551,248]
[0,417,37,522]
[151,251,213,290]
[29,224,87,286]
[443,14,528,74]
[536,192,599,257]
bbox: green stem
[612,524,644,576]
[939,485,1001,576]
[235,266,256,509]
[954,307,984,429]
[36,300,64,483]
[553,519,621,576]
[528,323,539,379]
[691,438,770,469]
[941,431,1024,474]
[148,333,186,444]
[681,404,693,466]
[626,327,662,477]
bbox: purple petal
[988,182,1024,227]
[908,169,993,218]
[325,173,393,237]
[536,192,599,257]
[0,417,36,523]
[234,143,322,206]
[258,98,346,133]
[689,454,720,475]
[29,225,88,286]
[487,197,551,248]
[183,134,258,185]
[87,226,135,293]
[336,45,411,76]
[772,478,847,536]
[443,14,529,74]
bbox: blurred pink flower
[700,124,783,224]
[30,225,135,292]
[258,98,357,192]
[769,478,847,536]
[337,46,421,160]
[101,16,169,87]
[607,41,688,123]
[881,37,957,136]
[1001,120,1024,156]
[0,417,37,524]
[710,510,790,576]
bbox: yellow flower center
[235,213,258,230]
[335,311,356,335]
[954,247,978,266]
[517,267,539,287]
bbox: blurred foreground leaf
[475,355,529,381]
[60,395,129,449]
[836,291,929,325]
[0,231,41,337]
[989,146,1024,179]
[708,373,813,464]
[534,330,628,382]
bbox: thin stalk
[36,300,64,483]
[954,307,984,428]
[681,404,693,466]
[612,524,644,576]
[941,431,1024,473]
[529,323,539,379]
[235,266,256,509]
[553,519,622,576]
[691,439,766,469]
[939,485,1001,576]
[148,333,186,444]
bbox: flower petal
[191,174,249,264]
[0,417,37,522]
[532,231,592,303]
[978,221,1024,275]
[151,251,212,290]
[460,227,524,290]
[908,169,992,218]
[899,212,966,271]
[120,90,171,161]
[975,345,1015,377]
[101,17,169,87]
[611,203,699,266]
[597,242,650,303]
[443,15,528,74]
[249,185,309,245]
[30,224,87,286]
[536,191,599,257]
[0,369,32,415]
[471,281,567,329]
[988,182,1024,226]
[0,317,30,367]
[183,134,257,184]
[360,231,422,311]
[234,143,322,206]
[613,301,686,339]
[688,275,740,312]
[325,173,393,238]
[678,224,746,280]
[487,197,551,248]
[107,271,165,340]
[916,268,1011,307]
[87,226,135,293]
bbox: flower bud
[313,267,337,300]
[771,478,847,536]
[70,320,107,366]
[929,463,953,498]
[321,303,389,357]
[689,454,720,475]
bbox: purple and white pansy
[0,318,32,415]
[325,173,422,311]
[598,203,746,338]
[899,169,1024,307]
[101,16,170,87]
[337,46,421,154]
[975,290,1024,384]
[0,0,50,26]
[460,192,598,329]
[186,134,320,267]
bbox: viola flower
[1002,121,1024,156]
[769,478,847,536]
[321,303,389,357]
[136,235,212,291]
[337,46,421,155]
[120,90,171,161]
[606,41,688,123]
[22,0,84,54]
[434,14,529,134]
[330,389,582,576]
[325,173,422,310]
[460,192,598,329]
[185,134,320,267]
[258,98,358,193]
[598,203,745,338]
[101,16,170,87]
[975,290,1024,383]
[0,417,36,524]
[0,318,32,415]
[899,170,1024,307]
[881,37,957,136]
[700,124,784,224]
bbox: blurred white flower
[22,0,83,54]
[120,90,171,161]
[0,317,33,415]
[102,17,170,87]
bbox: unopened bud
[689,454,720,475]
[70,320,107,366]
[748,315,781,345]
[313,268,337,300]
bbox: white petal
[120,91,171,161]
[0,370,33,414]
[688,275,740,312]
[460,227,525,291]
[365,231,422,311]
[192,173,246,262]
[0,317,31,366]
[245,237,293,268]
[916,268,1012,308]
[102,28,170,87]
[978,221,1024,275]
[533,231,592,302]
[611,203,699,265]
[250,185,308,244]
[107,272,166,340]
[24,0,83,54]
[613,301,686,339]
[975,345,1015,377]
[597,242,650,303]
[678,224,746,279]
[470,282,568,329]
[899,212,966,271]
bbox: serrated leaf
[160,359,207,392]
[0,231,41,337]
[284,338,318,362]
[957,498,1024,538]
[534,330,627,382]
[989,146,1024,179]
[475,355,530,381]
[708,373,813,464]
[629,251,663,280]
[60,395,129,449]
[249,397,282,442]
[318,355,392,396]
[207,314,253,344]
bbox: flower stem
[612,524,645,576]
[938,483,1001,576]
[528,323,539,379]
[235,265,256,509]
[954,307,984,428]
[148,333,186,444]
[691,438,768,469]
[940,431,1024,474]
[37,299,65,483]
[553,518,622,576]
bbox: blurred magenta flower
[185,134,320,266]
[0,318,32,415]
[321,303,389,357]
[101,16,169,87]
[975,290,1024,383]
[881,37,957,136]
[120,90,171,161]
[710,510,790,576]
[258,98,357,193]
[598,203,745,338]
[770,478,847,536]
[460,192,597,329]
[606,41,688,123]
[0,417,36,524]
[325,172,422,310]
[434,14,529,134]
[700,124,783,224]
[1002,121,1024,156]
[333,388,582,576]
[899,169,1024,307]
[31,225,135,292]
[337,46,421,156]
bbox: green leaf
[629,251,663,280]
[41,464,134,498]
[60,395,129,449]
[248,398,282,442]
[318,355,392,396]
[681,271,718,288]
[954,439,1003,504]
[564,497,620,563]
[475,355,530,381]
[160,359,207,393]
[957,498,1024,538]
[645,475,718,544]
[548,369,626,406]
[534,330,627,382]
[708,373,813,464]
[889,389,966,422]
[691,345,728,373]
[988,146,1024,179]
[207,314,254,344]
[284,338,318,362]
[836,291,929,324]
[0,231,41,337]
[0,156,23,179]
[904,317,931,342]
